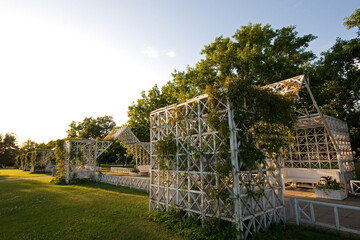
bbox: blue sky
[0,0,358,145]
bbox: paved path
[0,176,51,182]
[284,188,360,233]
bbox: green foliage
[169,23,316,101]
[309,36,360,159]
[98,139,129,165]
[344,8,360,36]
[66,115,116,140]
[19,139,38,154]
[205,77,296,207]
[0,133,19,167]
[51,140,66,184]
[149,208,238,240]
[154,135,177,171]
[24,151,33,171]
[253,223,286,240]
[127,85,175,142]
[315,176,344,190]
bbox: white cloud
[141,47,159,58]
[166,51,176,58]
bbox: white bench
[282,168,341,188]
[138,165,150,176]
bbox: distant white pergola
[63,127,150,183]
[32,150,55,173]
[149,75,356,239]
[266,76,356,185]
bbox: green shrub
[149,207,238,240]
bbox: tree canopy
[0,133,19,167]
[66,115,116,139]
[344,8,360,36]
[127,23,317,141]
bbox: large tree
[344,8,360,36]
[310,8,360,159]
[66,115,116,139]
[19,139,38,154]
[127,85,174,142]
[0,133,19,167]
[127,23,317,141]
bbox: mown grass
[0,168,50,180]
[0,173,183,240]
[1,170,359,240]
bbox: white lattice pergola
[150,96,285,239]
[32,150,55,173]
[149,75,356,239]
[108,127,150,167]
[63,127,150,183]
[270,76,356,185]
[63,140,113,183]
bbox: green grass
[0,168,50,180]
[0,173,183,240]
[1,170,359,240]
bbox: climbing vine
[52,140,67,184]
[155,134,177,171]
[205,77,296,199]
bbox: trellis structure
[149,75,356,239]
[270,76,356,186]
[108,127,150,167]
[63,127,151,183]
[150,96,285,239]
[63,140,113,183]
[32,150,55,173]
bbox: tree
[97,139,129,165]
[66,115,116,139]
[344,8,360,36]
[310,11,360,159]
[0,133,19,167]
[19,139,38,154]
[127,23,317,141]
[127,85,173,142]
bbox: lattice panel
[105,127,150,166]
[64,140,113,183]
[282,114,356,184]
[126,142,150,166]
[150,94,285,239]
[33,150,55,172]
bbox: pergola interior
[149,75,356,239]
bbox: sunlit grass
[0,177,182,240]
[0,168,50,180]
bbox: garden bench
[138,165,150,176]
[282,168,341,188]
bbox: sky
[0,0,358,146]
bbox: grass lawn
[0,168,50,180]
[1,170,359,240]
[0,173,182,240]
